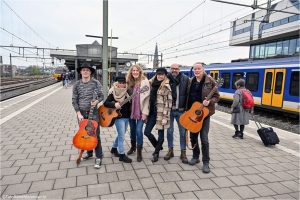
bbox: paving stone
[160,172,182,182]
[174,191,198,199]
[27,152,46,159]
[176,180,199,192]
[33,157,53,165]
[23,172,46,182]
[123,189,148,199]
[64,186,87,199]
[273,194,295,199]
[110,180,132,193]
[280,180,299,192]
[1,174,25,185]
[244,174,268,184]
[54,177,76,189]
[228,175,252,185]
[8,154,28,160]
[272,171,296,181]
[254,164,275,173]
[152,173,164,183]
[210,160,227,168]
[101,192,124,200]
[135,168,151,178]
[177,171,199,180]
[0,160,15,168]
[211,168,231,177]
[194,190,220,199]
[106,163,124,173]
[139,177,156,189]
[148,165,166,173]
[213,188,241,199]
[117,170,137,181]
[164,163,182,172]
[239,166,259,174]
[194,178,219,190]
[289,192,300,199]
[87,183,110,196]
[98,172,118,184]
[231,186,260,199]
[211,177,235,187]
[129,179,143,190]
[67,167,86,177]
[145,187,163,200]
[17,165,40,174]
[13,158,34,166]
[52,155,70,163]
[28,180,54,193]
[3,182,31,195]
[157,182,181,194]
[259,173,282,182]
[163,194,175,199]
[39,189,63,200]
[249,184,277,196]
[226,166,246,175]
[266,182,293,194]
[39,163,59,172]
[77,174,98,186]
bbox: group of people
[72,62,251,173]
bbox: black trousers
[190,117,210,163]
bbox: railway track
[216,102,299,134]
[0,77,58,101]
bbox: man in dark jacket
[165,64,189,163]
[185,62,220,173]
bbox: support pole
[102,0,109,98]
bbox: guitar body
[98,105,120,127]
[73,119,98,151]
[179,102,210,133]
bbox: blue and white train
[145,57,300,115]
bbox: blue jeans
[129,119,144,146]
[113,118,129,154]
[167,110,186,150]
[79,109,103,159]
[190,117,210,163]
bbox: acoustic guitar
[73,92,98,166]
[98,85,149,127]
[179,78,223,133]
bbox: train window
[246,73,259,92]
[259,44,265,58]
[221,73,230,89]
[282,40,289,55]
[290,71,299,96]
[215,73,219,80]
[265,72,273,93]
[232,73,243,89]
[274,72,283,94]
[266,42,276,57]
[276,41,283,56]
[289,38,297,55]
[296,38,299,53]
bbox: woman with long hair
[126,64,150,162]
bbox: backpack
[241,89,254,109]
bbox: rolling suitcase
[254,118,280,146]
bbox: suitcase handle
[251,113,263,129]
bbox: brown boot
[127,140,136,155]
[180,150,188,164]
[137,145,143,162]
[164,148,174,161]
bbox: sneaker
[81,153,93,161]
[94,158,102,169]
[188,158,200,166]
[202,163,210,173]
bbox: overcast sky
[0,0,279,67]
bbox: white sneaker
[94,158,102,169]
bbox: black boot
[127,140,136,155]
[232,131,240,138]
[119,154,132,163]
[110,147,120,157]
[137,145,143,162]
[238,132,244,139]
[152,153,159,162]
[148,134,163,151]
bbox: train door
[262,69,286,107]
[209,70,219,80]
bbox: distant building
[0,64,17,77]
[229,0,299,60]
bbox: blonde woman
[126,64,150,162]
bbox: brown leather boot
[137,145,143,162]
[180,150,188,164]
[127,140,136,155]
[164,148,174,161]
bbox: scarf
[149,78,162,113]
[168,72,181,106]
[109,82,128,103]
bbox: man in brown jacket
[185,62,220,173]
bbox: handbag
[232,106,240,113]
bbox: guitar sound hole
[195,110,202,115]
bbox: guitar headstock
[140,86,149,94]
[215,78,224,88]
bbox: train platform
[0,83,299,200]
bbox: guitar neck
[88,105,95,120]
[119,92,137,107]
[206,86,218,100]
